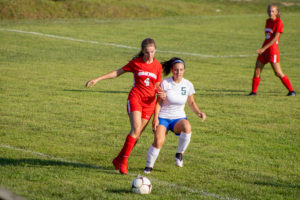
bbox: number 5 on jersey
[181,87,186,95]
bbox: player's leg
[144,125,167,174]
[250,60,265,95]
[139,118,150,138]
[271,62,296,96]
[173,119,192,167]
[113,111,144,174]
[129,110,145,138]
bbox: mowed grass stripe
[0,143,240,200]
[0,28,257,58]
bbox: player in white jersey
[144,57,206,174]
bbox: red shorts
[127,95,156,120]
[257,51,280,64]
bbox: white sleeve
[187,81,195,96]
[161,79,167,91]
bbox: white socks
[177,132,191,154]
[146,145,160,168]
[146,132,191,168]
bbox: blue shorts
[159,117,187,135]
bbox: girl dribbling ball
[86,38,165,174]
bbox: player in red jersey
[249,4,296,96]
[86,38,164,174]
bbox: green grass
[1,0,300,19]
[1,3,300,200]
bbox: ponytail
[132,38,156,60]
[162,57,185,76]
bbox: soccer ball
[131,176,152,194]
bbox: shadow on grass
[195,89,249,96]
[196,89,287,97]
[129,167,167,173]
[0,158,116,173]
[63,89,128,94]
[66,89,249,96]
[253,180,300,189]
[107,189,132,194]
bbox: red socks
[281,76,294,92]
[252,77,260,93]
[116,134,137,165]
[252,76,294,94]
[113,135,137,174]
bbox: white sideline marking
[0,143,239,200]
[0,28,254,58]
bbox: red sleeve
[276,20,283,33]
[156,63,162,83]
[122,60,134,72]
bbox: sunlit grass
[0,8,300,200]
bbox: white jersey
[159,77,195,119]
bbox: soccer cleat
[119,163,128,174]
[143,167,153,174]
[287,91,296,96]
[113,158,128,174]
[175,153,183,167]
[248,92,257,96]
[112,157,120,171]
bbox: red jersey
[262,18,283,54]
[122,57,162,99]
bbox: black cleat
[144,167,153,174]
[175,153,183,167]
[287,91,296,96]
[248,92,257,96]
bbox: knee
[182,121,192,133]
[153,137,165,149]
[274,71,284,78]
[130,126,142,137]
[254,68,261,77]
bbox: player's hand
[86,79,97,88]
[156,86,166,100]
[198,112,206,122]
[152,118,159,133]
[256,48,265,55]
[157,91,166,100]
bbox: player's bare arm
[152,98,163,132]
[86,68,126,88]
[155,82,166,100]
[256,32,281,54]
[187,95,206,122]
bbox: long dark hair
[268,3,280,19]
[132,38,156,60]
[162,57,185,76]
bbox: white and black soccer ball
[131,176,152,194]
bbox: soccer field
[0,12,300,200]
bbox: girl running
[144,57,206,174]
[249,4,296,96]
[86,38,164,174]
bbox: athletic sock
[177,132,191,154]
[146,145,160,168]
[252,77,260,93]
[281,76,294,92]
[116,134,137,165]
